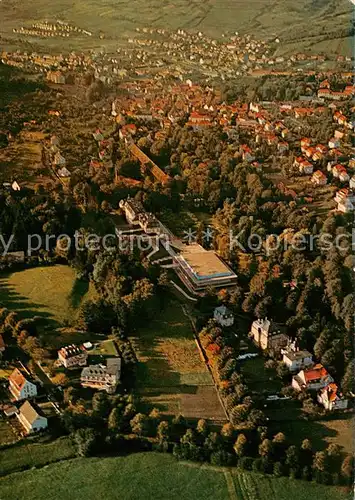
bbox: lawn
[0,452,351,500]
[0,420,17,446]
[89,339,119,358]
[0,265,96,328]
[231,469,350,500]
[132,302,225,421]
[0,436,76,476]
[269,414,354,455]
[240,357,282,394]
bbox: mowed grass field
[0,436,76,476]
[0,265,96,328]
[132,302,226,421]
[0,452,351,500]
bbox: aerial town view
[0,0,354,499]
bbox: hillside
[0,0,352,54]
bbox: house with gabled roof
[298,159,313,175]
[332,164,349,182]
[17,400,48,434]
[334,188,355,213]
[311,170,327,186]
[249,318,289,351]
[317,383,348,411]
[329,138,340,149]
[292,364,333,392]
[8,368,37,401]
[58,344,88,369]
[80,358,121,394]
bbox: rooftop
[178,244,235,279]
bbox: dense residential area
[0,3,354,500]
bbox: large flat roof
[178,244,235,279]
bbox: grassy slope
[0,452,351,500]
[0,436,76,476]
[0,265,95,327]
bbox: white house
[249,318,288,351]
[281,341,313,372]
[8,368,37,401]
[317,383,348,411]
[57,167,71,179]
[334,189,355,213]
[53,152,66,167]
[311,170,327,186]
[214,306,234,327]
[328,138,340,149]
[58,344,88,369]
[292,364,333,392]
[17,401,48,434]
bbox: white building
[249,318,288,351]
[8,368,37,401]
[17,401,48,434]
[317,383,348,411]
[281,341,313,371]
[334,189,355,213]
[214,305,234,327]
[58,344,88,369]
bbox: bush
[210,450,234,466]
[238,456,254,471]
[273,461,284,477]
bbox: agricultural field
[0,131,54,189]
[0,0,351,53]
[0,436,76,477]
[0,265,96,338]
[0,452,351,500]
[132,302,226,421]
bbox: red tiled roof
[304,363,328,382]
[9,368,27,390]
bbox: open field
[0,131,54,188]
[132,302,226,421]
[0,0,351,54]
[230,468,351,500]
[0,436,76,477]
[240,357,282,394]
[0,420,17,446]
[269,414,354,455]
[0,265,96,330]
[0,452,351,500]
